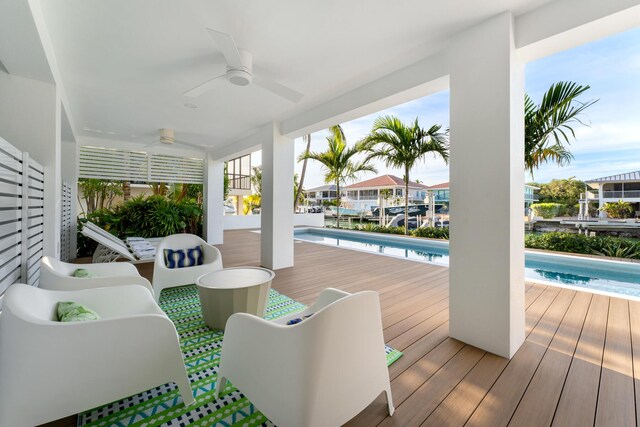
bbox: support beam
[261,122,294,269]
[203,154,224,245]
[448,12,525,359]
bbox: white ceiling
[38,0,555,149]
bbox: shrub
[525,231,640,259]
[531,203,565,219]
[411,227,449,239]
[600,200,634,219]
[524,232,593,253]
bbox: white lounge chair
[216,288,394,427]
[39,256,153,294]
[0,284,195,427]
[81,222,159,263]
[153,233,223,301]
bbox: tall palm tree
[300,125,376,228]
[525,81,597,176]
[360,116,449,235]
[294,134,311,213]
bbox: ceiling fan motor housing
[227,49,253,86]
[159,128,175,144]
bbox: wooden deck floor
[45,229,640,427]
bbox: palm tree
[525,81,597,176]
[360,116,449,235]
[300,125,376,228]
[294,134,311,213]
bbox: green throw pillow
[57,301,100,322]
[72,268,96,278]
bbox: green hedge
[531,203,565,219]
[525,232,640,259]
[353,223,449,239]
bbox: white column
[261,122,294,269]
[449,12,525,358]
[203,154,224,244]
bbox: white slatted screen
[0,137,45,308]
[79,146,204,184]
[61,182,72,262]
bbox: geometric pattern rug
[78,285,402,427]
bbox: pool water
[294,228,640,298]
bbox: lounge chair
[216,288,394,427]
[39,256,153,294]
[153,234,223,301]
[0,284,194,427]
[81,221,159,263]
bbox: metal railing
[602,190,640,199]
[227,174,251,190]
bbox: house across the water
[586,170,640,217]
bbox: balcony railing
[228,174,251,190]
[602,190,640,199]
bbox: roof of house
[306,184,337,192]
[586,171,640,184]
[344,174,430,189]
[428,182,450,189]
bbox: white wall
[0,72,61,258]
[224,213,324,230]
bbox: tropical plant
[360,115,449,234]
[78,178,123,215]
[149,182,169,196]
[525,82,597,176]
[300,125,376,228]
[592,241,640,259]
[600,200,634,219]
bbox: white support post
[261,122,294,270]
[203,154,224,245]
[449,12,525,358]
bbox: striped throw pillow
[164,245,204,269]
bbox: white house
[305,184,339,206]
[343,174,429,212]
[586,170,640,217]
[428,182,539,214]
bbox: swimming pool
[294,227,640,299]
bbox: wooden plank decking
[44,229,640,427]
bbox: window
[395,188,403,196]
[347,191,358,199]
[360,189,378,199]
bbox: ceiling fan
[144,128,206,151]
[184,29,303,103]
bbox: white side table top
[196,267,275,290]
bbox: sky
[254,26,640,189]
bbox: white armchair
[39,256,153,294]
[216,288,394,427]
[0,284,195,427]
[153,234,223,301]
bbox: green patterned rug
[78,285,402,427]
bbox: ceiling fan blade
[254,76,303,103]
[175,139,206,151]
[207,29,243,68]
[183,74,226,98]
